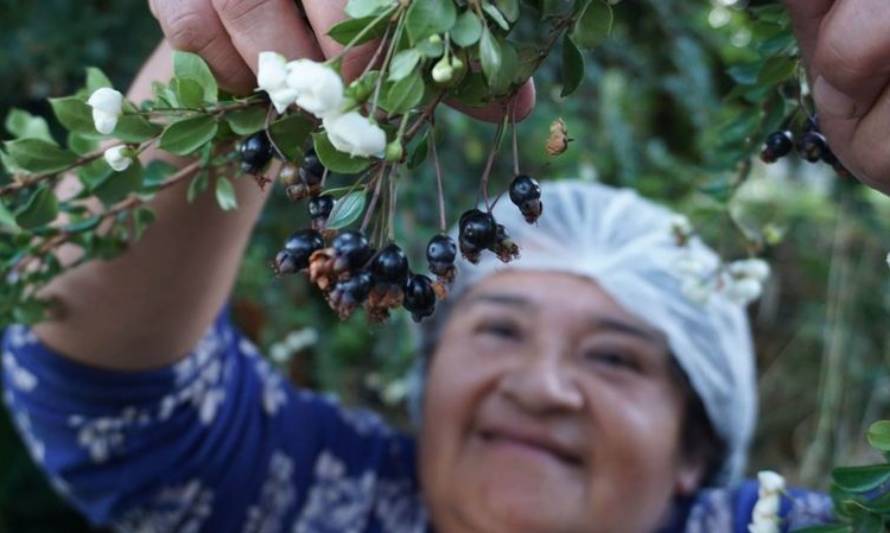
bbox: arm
[33,40,276,371]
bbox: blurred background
[2,0,890,530]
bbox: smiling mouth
[477,430,582,467]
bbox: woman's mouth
[476,426,583,468]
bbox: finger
[151,0,255,94]
[302,0,380,81]
[827,83,890,193]
[783,0,836,72]
[810,0,890,120]
[212,0,325,75]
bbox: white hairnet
[409,180,756,485]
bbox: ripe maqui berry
[371,244,409,285]
[300,148,326,187]
[426,234,457,277]
[274,229,325,275]
[332,230,372,273]
[240,132,274,174]
[760,130,793,163]
[404,274,436,322]
[798,131,828,163]
[308,195,335,230]
[458,209,497,263]
[509,175,543,223]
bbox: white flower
[724,277,763,305]
[257,52,300,114]
[323,112,386,158]
[670,214,694,243]
[752,493,780,520]
[286,59,345,118]
[758,470,786,493]
[103,146,133,172]
[87,87,124,135]
[729,258,771,282]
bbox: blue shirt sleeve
[1,303,428,533]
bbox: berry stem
[370,9,406,117]
[360,18,395,80]
[479,107,509,211]
[511,100,520,176]
[387,168,398,241]
[430,125,447,233]
[361,165,387,233]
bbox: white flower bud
[729,258,771,282]
[670,214,693,238]
[757,470,786,493]
[286,59,345,118]
[431,58,454,84]
[103,145,133,172]
[322,112,386,158]
[724,277,763,305]
[257,51,299,114]
[87,88,123,135]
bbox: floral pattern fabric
[1,303,832,532]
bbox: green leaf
[416,37,445,58]
[791,526,853,533]
[159,115,219,156]
[388,49,422,81]
[867,421,890,452]
[480,27,503,91]
[63,216,101,234]
[172,77,205,109]
[345,0,394,18]
[482,1,510,30]
[14,185,58,229]
[5,109,55,144]
[561,35,585,97]
[143,160,178,192]
[757,56,797,86]
[451,11,483,47]
[406,0,457,45]
[132,207,156,241]
[93,160,144,207]
[77,158,113,190]
[381,70,425,114]
[226,106,267,136]
[495,0,519,22]
[187,172,209,203]
[268,114,315,161]
[86,67,113,94]
[113,115,163,143]
[572,0,613,49]
[50,96,95,133]
[4,139,77,174]
[832,464,890,493]
[67,131,100,156]
[173,51,218,104]
[0,200,21,233]
[329,14,391,46]
[312,132,371,174]
[327,191,366,230]
[214,176,238,211]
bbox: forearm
[33,40,273,371]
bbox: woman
[4,1,890,530]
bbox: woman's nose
[498,356,584,415]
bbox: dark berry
[308,195,335,230]
[459,209,497,249]
[240,132,274,174]
[273,250,299,276]
[403,274,436,322]
[299,148,326,187]
[491,224,520,263]
[426,234,457,273]
[332,231,372,272]
[798,131,828,163]
[328,270,373,318]
[509,175,541,206]
[283,229,325,270]
[760,130,793,163]
[371,244,409,285]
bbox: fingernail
[813,76,859,120]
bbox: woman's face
[419,271,706,533]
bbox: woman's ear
[674,456,708,496]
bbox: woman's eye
[584,350,639,372]
[476,320,522,340]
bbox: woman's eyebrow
[586,317,660,343]
[460,292,533,310]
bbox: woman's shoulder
[681,479,834,532]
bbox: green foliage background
[2,0,890,531]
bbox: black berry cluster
[308,194,334,231]
[760,116,851,177]
[457,208,520,264]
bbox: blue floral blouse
[2,303,834,532]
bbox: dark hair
[668,355,727,488]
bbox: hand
[785,0,890,193]
[148,0,534,121]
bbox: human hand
[148,0,534,121]
[785,0,890,193]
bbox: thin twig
[511,100,520,176]
[479,107,509,211]
[429,125,447,232]
[361,165,386,232]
